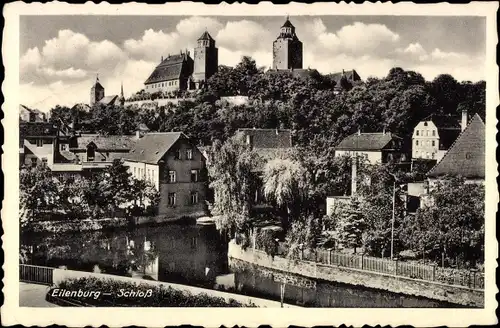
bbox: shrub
[47,277,257,307]
[256,229,278,257]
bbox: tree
[402,176,484,268]
[262,158,309,231]
[206,135,260,237]
[335,198,366,253]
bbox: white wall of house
[412,121,440,160]
[125,161,160,191]
[335,150,382,164]
[145,80,180,93]
[326,196,351,216]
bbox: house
[123,132,207,221]
[19,104,47,123]
[20,122,62,168]
[411,111,465,161]
[335,130,410,165]
[426,113,485,185]
[326,69,361,93]
[67,134,135,170]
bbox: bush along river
[21,223,460,308]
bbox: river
[21,223,459,308]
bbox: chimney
[351,156,357,196]
[161,56,163,62]
[461,110,468,131]
[357,129,361,136]
[382,128,386,135]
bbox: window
[191,237,197,249]
[169,170,176,183]
[423,122,428,126]
[432,130,436,136]
[174,149,181,160]
[41,158,47,167]
[416,130,419,136]
[134,167,137,177]
[426,130,429,136]
[190,191,199,205]
[426,152,430,159]
[36,139,43,147]
[415,151,419,157]
[147,169,150,180]
[31,158,37,168]
[60,144,68,151]
[191,169,199,182]
[186,149,193,160]
[168,193,176,206]
[416,140,419,146]
[431,152,435,159]
[432,140,435,147]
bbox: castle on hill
[143,30,218,94]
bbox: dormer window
[87,144,95,162]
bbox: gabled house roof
[327,69,361,85]
[266,68,319,79]
[123,132,187,164]
[427,114,485,179]
[236,128,292,149]
[98,95,119,106]
[73,134,135,150]
[336,132,401,151]
[144,54,194,85]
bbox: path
[19,282,58,307]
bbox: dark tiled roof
[144,54,193,85]
[327,70,361,85]
[236,129,292,149]
[92,80,104,90]
[60,150,77,161]
[266,68,319,79]
[427,114,485,179]
[198,31,214,41]
[336,132,401,151]
[123,132,185,164]
[98,95,118,106]
[282,19,294,28]
[74,134,135,150]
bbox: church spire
[96,73,99,82]
[121,82,124,98]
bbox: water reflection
[21,224,459,307]
[21,224,228,288]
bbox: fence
[274,246,484,289]
[20,264,54,285]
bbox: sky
[19,15,486,112]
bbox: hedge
[46,277,257,307]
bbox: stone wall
[228,241,484,307]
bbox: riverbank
[49,268,298,308]
[228,241,484,308]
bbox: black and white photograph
[2,1,497,327]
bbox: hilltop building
[144,31,218,94]
[272,16,303,70]
[89,75,124,107]
[327,69,362,93]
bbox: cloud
[20,29,127,85]
[305,19,401,57]
[216,20,272,53]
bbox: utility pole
[391,179,396,260]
